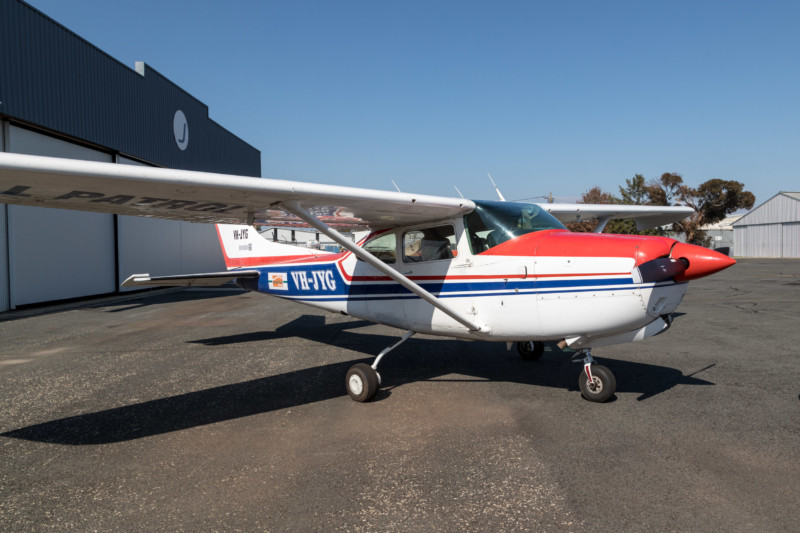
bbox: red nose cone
[671,242,736,282]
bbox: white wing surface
[0,153,693,231]
[542,203,694,230]
[0,153,474,230]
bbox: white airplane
[0,153,735,403]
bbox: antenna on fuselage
[391,180,402,192]
[487,173,506,201]
[454,186,464,198]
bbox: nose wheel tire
[517,341,545,361]
[346,363,380,402]
[578,364,616,403]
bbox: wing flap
[122,271,260,288]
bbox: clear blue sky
[26,0,799,206]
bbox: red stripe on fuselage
[222,253,346,268]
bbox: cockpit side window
[402,225,456,263]
[464,200,566,254]
[361,232,397,263]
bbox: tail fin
[216,224,332,269]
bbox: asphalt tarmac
[1,258,798,532]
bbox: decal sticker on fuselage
[269,272,289,290]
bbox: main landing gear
[346,335,617,403]
[345,363,380,402]
[517,341,545,361]
[345,330,415,402]
[516,343,617,403]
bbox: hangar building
[732,192,800,258]
[0,0,261,311]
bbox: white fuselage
[240,215,688,349]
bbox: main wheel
[346,363,380,402]
[578,364,616,403]
[517,341,545,361]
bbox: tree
[581,186,613,204]
[566,186,612,232]
[685,179,756,225]
[645,174,755,246]
[645,172,686,206]
[566,173,755,244]
[617,174,649,205]
[606,174,665,235]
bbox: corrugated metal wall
[782,223,800,258]
[734,193,800,226]
[0,0,260,176]
[733,193,800,258]
[735,225,783,258]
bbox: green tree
[567,186,611,232]
[605,174,663,235]
[568,173,755,244]
[645,174,755,246]
[617,174,649,205]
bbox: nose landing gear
[574,349,616,403]
[517,342,616,402]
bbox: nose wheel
[575,349,616,402]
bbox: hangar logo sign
[173,110,189,151]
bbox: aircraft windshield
[464,200,566,254]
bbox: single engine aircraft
[0,153,735,403]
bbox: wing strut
[593,216,611,233]
[281,201,491,335]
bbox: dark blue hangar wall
[0,0,262,311]
[0,0,260,175]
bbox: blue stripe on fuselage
[249,263,637,300]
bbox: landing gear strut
[574,349,616,403]
[517,341,545,361]
[345,330,415,402]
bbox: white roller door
[7,126,116,306]
[0,123,8,311]
[115,156,224,290]
[783,223,800,258]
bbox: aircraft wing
[541,203,694,230]
[0,153,474,230]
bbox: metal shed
[732,192,800,258]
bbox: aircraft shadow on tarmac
[95,287,246,314]
[2,315,713,446]
[0,287,246,322]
